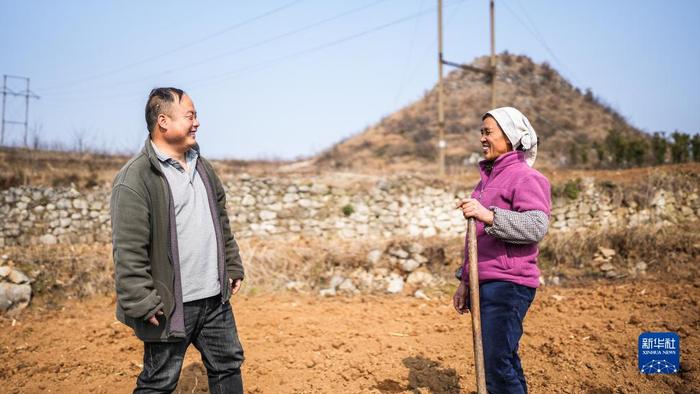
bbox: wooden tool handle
[468,217,487,393]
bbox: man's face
[159,94,199,151]
[480,116,511,161]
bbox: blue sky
[1,0,699,159]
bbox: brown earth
[1,279,698,394]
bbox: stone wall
[549,178,699,231]
[0,186,111,246]
[0,175,698,247]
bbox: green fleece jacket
[110,138,244,341]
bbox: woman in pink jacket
[453,107,551,394]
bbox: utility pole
[437,0,446,176]
[1,75,6,146]
[489,0,496,109]
[1,75,40,147]
[436,0,497,174]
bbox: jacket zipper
[161,174,177,336]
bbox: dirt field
[1,279,698,394]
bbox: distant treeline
[568,130,700,169]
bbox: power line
[42,0,391,99]
[163,0,392,78]
[393,0,427,105]
[185,0,468,88]
[393,0,466,106]
[501,0,579,85]
[37,0,303,93]
[41,0,467,102]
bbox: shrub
[625,138,648,167]
[415,141,437,160]
[604,129,627,167]
[412,129,433,144]
[568,145,579,167]
[501,51,513,66]
[651,132,668,165]
[541,62,556,82]
[692,134,700,162]
[563,179,581,200]
[592,142,605,164]
[670,131,691,163]
[552,179,581,200]
[580,147,589,165]
[341,204,355,217]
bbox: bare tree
[30,122,43,150]
[72,128,90,153]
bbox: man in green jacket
[111,87,245,393]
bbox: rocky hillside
[317,53,644,171]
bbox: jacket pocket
[153,280,174,316]
[502,243,516,270]
[127,314,167,341]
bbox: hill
[317,53,645,172]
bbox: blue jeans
[135,295,244,393]
[479,281,536,394]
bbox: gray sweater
[485,207,549,244]
[150,142,220,303]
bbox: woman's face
[480,116,512,161]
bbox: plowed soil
[1,280,698,393]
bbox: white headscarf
[483,107,538,167]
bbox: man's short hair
[145,87,185,133]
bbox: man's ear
[157,113,169,131]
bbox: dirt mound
[317,53,645,172]
[1,279,698,393]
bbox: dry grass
[0,147,128,190]
[0,236,461,305]
[236,236,461,294]
[0,146,288,191]
[2,219,698,309]
[1,244,113,306]
[539,221,700,282]
[542,162,700,191]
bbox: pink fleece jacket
[462,151,551,288]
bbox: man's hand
[456,198,494,225]
[452,281,470,314]
[147,310,164,326]
[229,278,242,296]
